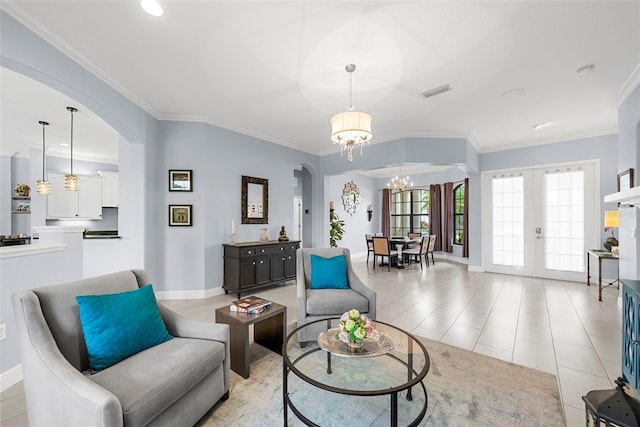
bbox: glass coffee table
[283,318,430,427]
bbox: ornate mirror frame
[342,180,361,216]
[241,175,269,224]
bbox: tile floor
[1,255,623,426]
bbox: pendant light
[64,107,79,191]
[36,120,51,195]
[330,64,372,161]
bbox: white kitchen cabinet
[47,172,103,219]
[99,171,119,207]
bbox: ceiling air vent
[421,84,452,99]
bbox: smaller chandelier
[387,175,414,193]
[36,120,51,195]
[330,64,372,161]
[64,107,79,191]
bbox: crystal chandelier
[387,174,414,193]
[64,107,79,191]
[330,64,372,161]
[36,120,51,195]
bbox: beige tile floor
[1,255,623,426]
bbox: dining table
[388,236,421,269]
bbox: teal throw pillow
[310,254,349,289]
[75,284,172,372]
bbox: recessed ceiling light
[576,64,595,75]
[60,143,69,147]
[501,88,525,98]
[532,122,552,130]
[141,0,164,17]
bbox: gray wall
[326,172,379,253]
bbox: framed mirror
[242,176,268,224]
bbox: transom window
[390,189,429,236]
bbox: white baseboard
[1,364,23,392]
[155,287,225,300]
[468,265,484,272]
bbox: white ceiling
[2,1,639,168]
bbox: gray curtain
[443,182,454,253]
[382,188,391,237]
[463,177,469,258]
[429,184,442,251]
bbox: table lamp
[604,210,619,252]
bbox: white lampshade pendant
[36,120,51,195]
[65,107,79,191]
[330,64,372,161]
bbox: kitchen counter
[83,230,120,239]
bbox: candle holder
[230,232,236,243]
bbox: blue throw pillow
[75,284,172,372]
[310,254,349,289]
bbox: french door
[483,162,597,282]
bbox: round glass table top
[284,318,430,395]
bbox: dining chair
[407,232,422,250]
[426,234,437,266]
[404,235,429,269]
[372,236,398,271]
[365,234,374,265]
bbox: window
[453,183,465,245]
[390,189,429,236]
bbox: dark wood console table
[223,240,300,298]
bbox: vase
[260,228,268,241]
[347,340,363,352]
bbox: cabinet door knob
[280,247,284,251]
[252,262,255,265]
[261,249,265,253]
[248,251,252,254]
[260,260,263,264]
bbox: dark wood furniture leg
[254,311,285,355]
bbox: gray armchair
[296,248,376,344]
[12,269,230,427]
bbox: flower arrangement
[14,184,30,197]
[335,309,374,345]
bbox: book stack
[230,296,272,314]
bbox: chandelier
[387,174,413,193]
[64,107,79,191]
[330,64,372,161]
[36,120,51,195]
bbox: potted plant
[329,209,344,248]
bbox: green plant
[329,210,345,248]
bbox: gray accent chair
[296,248,376,344]
[12,269,230,427]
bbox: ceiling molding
[477,128,618,154]
[616,62,640,107]
[1,4,160,120]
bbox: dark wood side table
[215,302,286,379]
[586,249,619,301]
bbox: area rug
[197,336,565,426]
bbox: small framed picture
[617,168,634,192]
[169,170,192,192]
[169,205,192,226]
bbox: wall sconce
[367,204,373,222]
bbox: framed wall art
[169,170,193,192]
[169,205,192,226]
[617,168,634,192]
